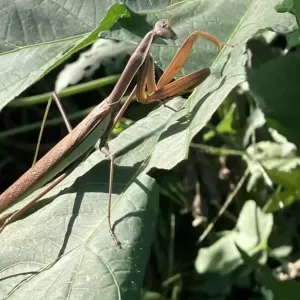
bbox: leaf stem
[8,74,120,107]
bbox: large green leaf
[105,0,294,171]
[247,1,300,145]
[0,171,159,299]
[0,1,170,111]
[0,98,180,300]
[276,0,300,48]
[248,51,300,145]
[0,1,295,299]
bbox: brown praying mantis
[0,17,230,245]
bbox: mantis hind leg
[100,146,121,247]
[33,92,73,166]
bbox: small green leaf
[237,245,300,300]
[195,200,273,275]
[142,291,168,300]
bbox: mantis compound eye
[154,19,178,40]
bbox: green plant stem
[8,74,121,107]
[199,169,250,243]
[0,108,93,139]
[190,143,245,157]
[0,98,134,140]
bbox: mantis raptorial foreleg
[136,31,232,104]
[114,30,233,123]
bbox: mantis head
[154,19,178,41]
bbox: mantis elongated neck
[106,30,157,105]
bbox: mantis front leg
[136,31,233,104]
[113,31,232,124]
